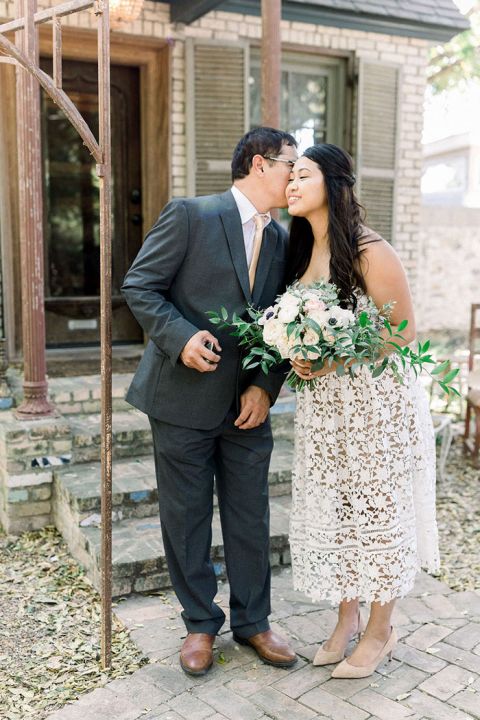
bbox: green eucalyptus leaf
[431,360,450,375]
[442,368,460,384]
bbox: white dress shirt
[230,185,271,266]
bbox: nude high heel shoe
[331,627,397,679]
[313,610,365,667]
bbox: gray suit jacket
[121,190,289,429]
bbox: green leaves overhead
[428,3,479,93]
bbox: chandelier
[109,0,145,26]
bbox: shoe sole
[180,657,213,676]
[232,634,297,668]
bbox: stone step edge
[53,491,292,597]
[8,368,297,417]
[53,448,294,524]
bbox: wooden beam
[261,0,281,129]
[170,0,222,25]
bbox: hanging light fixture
[109,0,145,27]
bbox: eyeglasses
[263,155,295,168]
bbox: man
[122,127,298,676]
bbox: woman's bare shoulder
[358,225,385,246]
[357,228,405,285]
[358,226,398,258]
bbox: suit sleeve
[250,362,289,406]
[121,200,199,366]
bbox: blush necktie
[248,213,267,291]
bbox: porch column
[261,0,281,128]
[15,0,55,419]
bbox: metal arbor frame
[0,0,113,668]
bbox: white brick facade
[1,0,430,291]
[417,206,480,333]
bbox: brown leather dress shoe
[233,629,297,668]
[180,633,215,676]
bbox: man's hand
[180,331,222,372]
[234,385,270,430]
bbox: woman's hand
[290,358,337,380]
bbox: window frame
[249,47,347,149]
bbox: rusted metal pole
[14,0,55,419]
[261,0,281,129]
[97,0,113,671]
[0,0,94,32]
[0,30,101,158]
[1,0,112,665]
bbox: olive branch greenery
[206,304,460,395]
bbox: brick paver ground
[46,569,480,720]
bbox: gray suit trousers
[149,406,273,637]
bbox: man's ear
[251,154,265,175]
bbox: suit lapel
[219,191,251,302]
[252,223,279,304]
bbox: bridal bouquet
[207,281,459,393]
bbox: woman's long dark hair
[286,143,371,306]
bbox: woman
[286,144,439,679]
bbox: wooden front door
[41,59,143,347]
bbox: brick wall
[1,0,430,290]
[417,206,480,333]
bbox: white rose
[262,318,286,347]
[276,334,291,359]
[277,292,301,323]
[303,328,320,347]
[278,290,299,306]
[278,306,300,323]
[306,308,329,327]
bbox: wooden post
[261,0,281,129]
[97,0,113,671]
[14,0,56,419]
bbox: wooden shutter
[186,40,248,197]
[356,61,400,243]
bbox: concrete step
[8,370,133,415]
[69,399,296,463]
[9,369,298,421]
[65,495,292,596]
[54,437,294,527]
[70,410,153,463]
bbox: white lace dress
[289,328,440,605]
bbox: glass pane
[249,67,328,152]
[43,94,100,298]
[288,73,327,152]
[249,67,289,128]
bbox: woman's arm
[359,238,416,347]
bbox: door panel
[41,59,143,347]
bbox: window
[249,51,346,152]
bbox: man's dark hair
[231,127,297,180]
